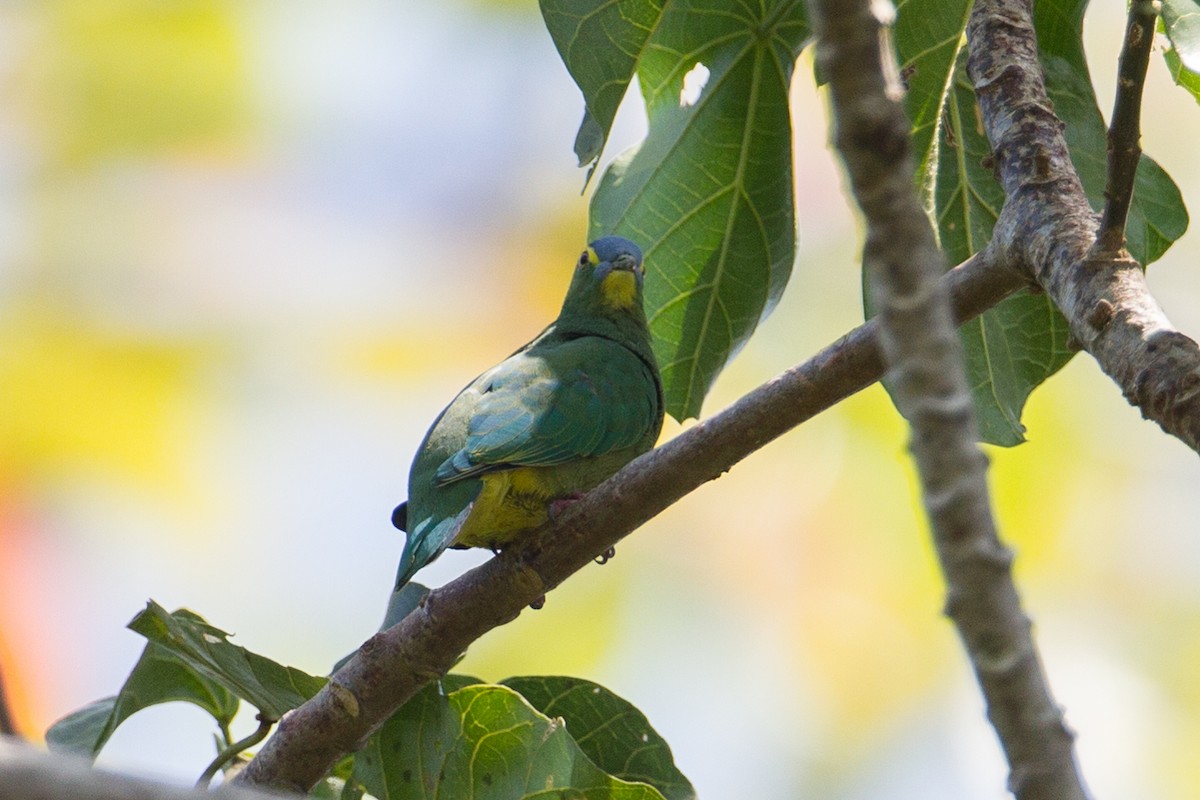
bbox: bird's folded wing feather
[435,338,657,486]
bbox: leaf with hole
[588,0,809,420]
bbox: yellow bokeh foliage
[28,0,247,166]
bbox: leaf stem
[1097,0,1159,253]
[197,715,275,789]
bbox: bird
[392,235,664,589]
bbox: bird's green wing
[434,336,660,486]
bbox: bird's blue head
[579,235,644,310]
[556,234,652,355]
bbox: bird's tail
[393,504,473,590]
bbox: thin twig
[1097,0,1159,253]
[809,1,1089,798]
[969,0,1200,453]
[197,715,275,789]
[235,253,1025,794]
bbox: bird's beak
[611,253,640,273]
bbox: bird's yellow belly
[453,466,556,550]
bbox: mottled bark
[970,0,1200,452]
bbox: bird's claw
[594,546,616,565]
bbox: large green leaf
[46,634,239,759]
[539,0,667,174]
[589,0,808,420]
[502,676,693,800]
[127,601,326,720]
[1163,0,1200,101]
[354,680,669,800]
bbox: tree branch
[0,738,297,800]
[235,253,1025,792]
[1097,0,1159,253]
[809,1,1088,798]
[969,0,1200,454]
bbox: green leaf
[1162,0,1200,105]
[590,0,809,420]
[128,601,326,720]
[502,676,694,800]
[46,640,239,759]
[1164,40,1200,104]
[1163,0,1200,77]
[894,0,972,189]
[354,680,668,800]
[539,0,667,174]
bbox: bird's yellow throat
[601,269,638,309]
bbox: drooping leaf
[128,601,326,721]
[502,676,694,800]
[539,0,667,174]
[354,680,669,800]
[894,0,972,189]
[1162,0,1200,102]
[46,639,238,759]
[590,0,809,420]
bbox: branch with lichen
[808,0,1088,797]
[970,0,1200,453]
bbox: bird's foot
[547,492,586,521]
[529,595,546,610]
[594,546,616,565]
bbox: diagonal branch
[235,253,1025,793]
[969,0,1200,453]
[1097,0,1160,253]
[808,0,1088,798]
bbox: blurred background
[2,2,1199,798]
